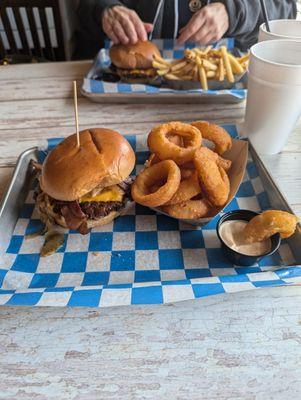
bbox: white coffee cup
[259,19,301,42]
[243,40,301,155]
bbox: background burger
[35,128,135,234]
[109,40,161,83]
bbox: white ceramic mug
[243,40,301,155]
[259,19,301,42]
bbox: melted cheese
[80,186,123,203]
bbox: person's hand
[178,3,229,45]
[102,6,153,45]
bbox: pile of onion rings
[131,121,233,220]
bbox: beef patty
[35,179,133,234]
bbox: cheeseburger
[35,128,135,234]
[109,40,160,82]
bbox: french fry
[165,73,181,80]
[220,46,234,83]
[210,49,221,57]
[183,62,195,72]
[177,64,193,75]
[203,59,218,71]
[171,60,187,72]
[156,69,170,76]
[153,54,170,65]
[206,71,216,78]
[203,45,213,55]
[228,53,245,74]
[153,54,180,67]
[193,48,204,57]
[184,49,196,61]
[218,58,225,81]
[152,60,170,70]
[198,66,208,90]
[193,65,198,80]
[238,54,250,64]
[195,56,203,68]
[152,45,248,84]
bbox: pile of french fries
[152,46,249,90]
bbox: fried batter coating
[162,199,211,219]
[148,121,202,165]
[194,147,230,207]
[131,160,181,207]
[165,171,202,205]
[244,210,298,243]
[191,120,232,155]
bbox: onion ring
[144,153,161,168]
[181,161,195,169]
[145,151,221,175]
[191,121,232,155]
[131,160,181,207]
[180,167,195,179]
[147,121,202,165]
[162,199,211,219]
[167,134,184,147]
[165,171,202,205]
[219,166,230,198]
[243,210,298,243]
[217,156,232,172]
[194,147,230,207]
[182,149,232,171]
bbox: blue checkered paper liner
[0,125,300,307]
[82,39,246,100]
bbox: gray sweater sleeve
[216,0,297,49]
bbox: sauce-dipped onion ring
[194,147,230,207]
[191,120,232,155]
[147,122,202,165]
[243,210,298,243]
[131,160,181,207]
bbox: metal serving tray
[0,144,301,263]
[81,89,246,104]
[81,40,247,104]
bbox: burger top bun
[40,128,135,201]
[109,41,161,70]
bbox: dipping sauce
[219,220,272,256]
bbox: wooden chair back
[0,0,65,61]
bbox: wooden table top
[0,61,300,399]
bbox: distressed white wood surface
[0,61,301,400]
[0,287,301,400]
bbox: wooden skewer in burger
[35,81,135,235]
